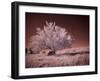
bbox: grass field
[25,47,89,68]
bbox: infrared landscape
[25,13,89,68]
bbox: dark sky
[25,12,89,48]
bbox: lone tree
[28,21,74,54]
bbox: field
[25,47,89,68]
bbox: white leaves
[28,21,74,53]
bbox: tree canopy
[28,21,74,53]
